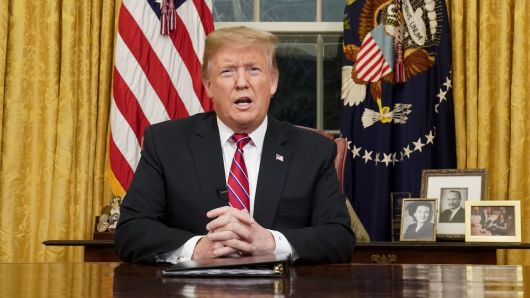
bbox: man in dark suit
[439,190,465,223]
[115,26,355,265]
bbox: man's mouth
[234,97,252,109]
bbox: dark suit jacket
[439,207,465,223]
[403,222,435,240]
[115,112,355,264]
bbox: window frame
[213,0,343,132]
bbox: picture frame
[390,192,411,242]
[400,198,438,242]
[420,169,487,240]
[465,200,521,243]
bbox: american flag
[355,24,393,83]
[109,0,214,197]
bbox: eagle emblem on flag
[342,0,444,128]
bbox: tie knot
[232,133,251,150]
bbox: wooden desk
[353,242,530,264]
[43,240,118,262]
[44,240,530,264]
[0,262,527,297]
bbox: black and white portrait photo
[400,199,437,242]
[438,188,468,223]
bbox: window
[213,0,344,132]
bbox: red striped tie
[227,134,251,211]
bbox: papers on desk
[161,254,289,277]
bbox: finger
[206,211,254,232]
[211,242,225,250]
[232,209,254,224]
[208,223,252,241]
[207,230,239,242]
[220,239,256,255]
[206,214,239,232]
[212,246,239,257]
[207,207,255,224]
[210,240,244,258]
[206,206,232,219]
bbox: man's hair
[201,26,279,79]
[448,190,462,200]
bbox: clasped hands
[192,206,275,260]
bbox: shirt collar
[216,116,268,151]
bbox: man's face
[203,46,279,133]
[446,192,461,209]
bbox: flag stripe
[123,0,204,116]
[193,0,214,33]
[112,68,151,142]
[175,0,213,111]
[110,99,142,170]
[357,52,383,79]
[356,48,381,77]
[109,134,135,192]
[355,33,393,82]
[118,5,189,120]
[170,12,208,110]
[356,36,376,61]
[114,34,170,124]
[177,0,207,62]
[110,0,213,194]
[365,56,386,82]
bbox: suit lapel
[253,118,291,228]
[190,114,227,212]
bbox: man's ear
[203,79,213,98]
[270,71,279,96]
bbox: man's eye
[220,69,234,76]
[249,67,261,74]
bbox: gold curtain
[0,0,117,262]
[449,0,530,264]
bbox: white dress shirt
[160,116,295,263]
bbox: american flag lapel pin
[276,153,284,162]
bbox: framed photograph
[390,192,411,242]
[400,198,438,242]
[465,200,521,243]
[420,169,487,240]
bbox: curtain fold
[0,1,8,148]
[449,0,530,264]
[0,0,115,262]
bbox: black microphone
[217,187,228,202]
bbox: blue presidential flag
[341,0,456,241]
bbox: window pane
[323,35,343,130]
[322,0,344,22]
[261,0,316,22]
[213,0,254,22]
[270,37,317,127]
